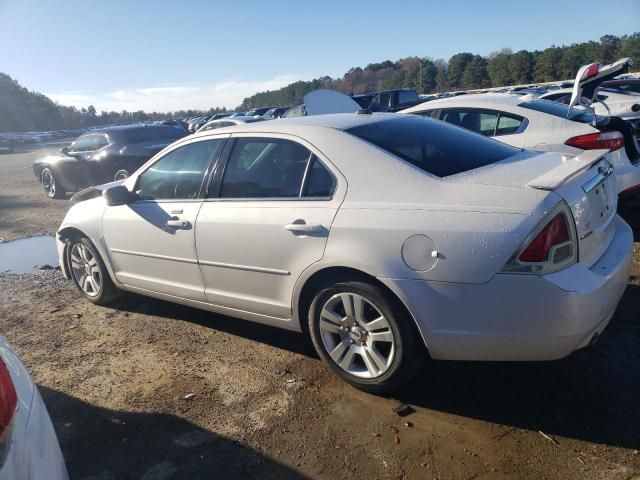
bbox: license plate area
[584,176,613,228]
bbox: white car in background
[56,113,632,392]
[0,337,68,480]
[540,87,640,122]
[196,116,267,133]
[403,94,640,194]
[539,58,639,124]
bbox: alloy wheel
[318,293,395,379]
[69,242,102,297]
[42,170,55,198]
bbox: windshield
[518,99,596,124]
[346,116,521,178]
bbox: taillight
[565,131,624,151]
[0,357,17,467]
[502,202,577,274]
[580,63,600,80]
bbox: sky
[0,0,638,112]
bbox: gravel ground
[1,145,639,480]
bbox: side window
[201,122,218,132]
[442,110,499,136]
[72,135,97,152]
[95,134,109,149]
[441,110,463,127]
[303,157,336,198]
[137,140,223,200]
[219,138,313,199]
[496,114,524,136]
[413,110,438,119]
[378,92,391,108]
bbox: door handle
[284,222,322,233]
[166,218,190,229]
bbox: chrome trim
[110,248,198,264]
[582,163,614,193]
[110,247,290,276]
[198,260,290,276]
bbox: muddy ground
[1,144,639,480]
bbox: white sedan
[402,94,640,195]
[56,113,632,392]
[0,337,68,480]
[196,116,267,133]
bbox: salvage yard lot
[1,144,640,480]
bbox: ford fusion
[55,113,633,392]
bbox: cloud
[45,75,299,112]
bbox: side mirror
[60,146,70,155]
[104,185,137,206]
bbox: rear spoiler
[526,149,609,190]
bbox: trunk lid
[455,149,618,267]
[568,58,633,114]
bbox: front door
[196,135,345,319]
[103,138,226,300]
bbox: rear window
[122,126,185,144]
[518,99,595,124]
[345,116,520,177]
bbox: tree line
[0,72,228,133]
[239,33,639,109]
[1,33,638,133]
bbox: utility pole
[419,61,423,95]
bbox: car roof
[404,93,525,112]
[191,112,400,138]
[89,124,169,135]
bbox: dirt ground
[1,144,639,480]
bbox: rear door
[195,134,346,319]
[103,137,226,300]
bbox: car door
[196,134,346,319]
[103,137,227,300]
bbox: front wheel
[41,167,65,199]
[66,237,121,305]
[308,281,425,393]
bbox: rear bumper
[386,215,633,361]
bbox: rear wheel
[41,167,65,199]
[66,237,120,305]
[308,280,425,393]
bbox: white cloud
[45,75,299,112]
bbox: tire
[113,169,130,181]
[41,167,65,199]
[65,237,121,305]
[308,280,425,393]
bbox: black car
[33,124,187,198]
